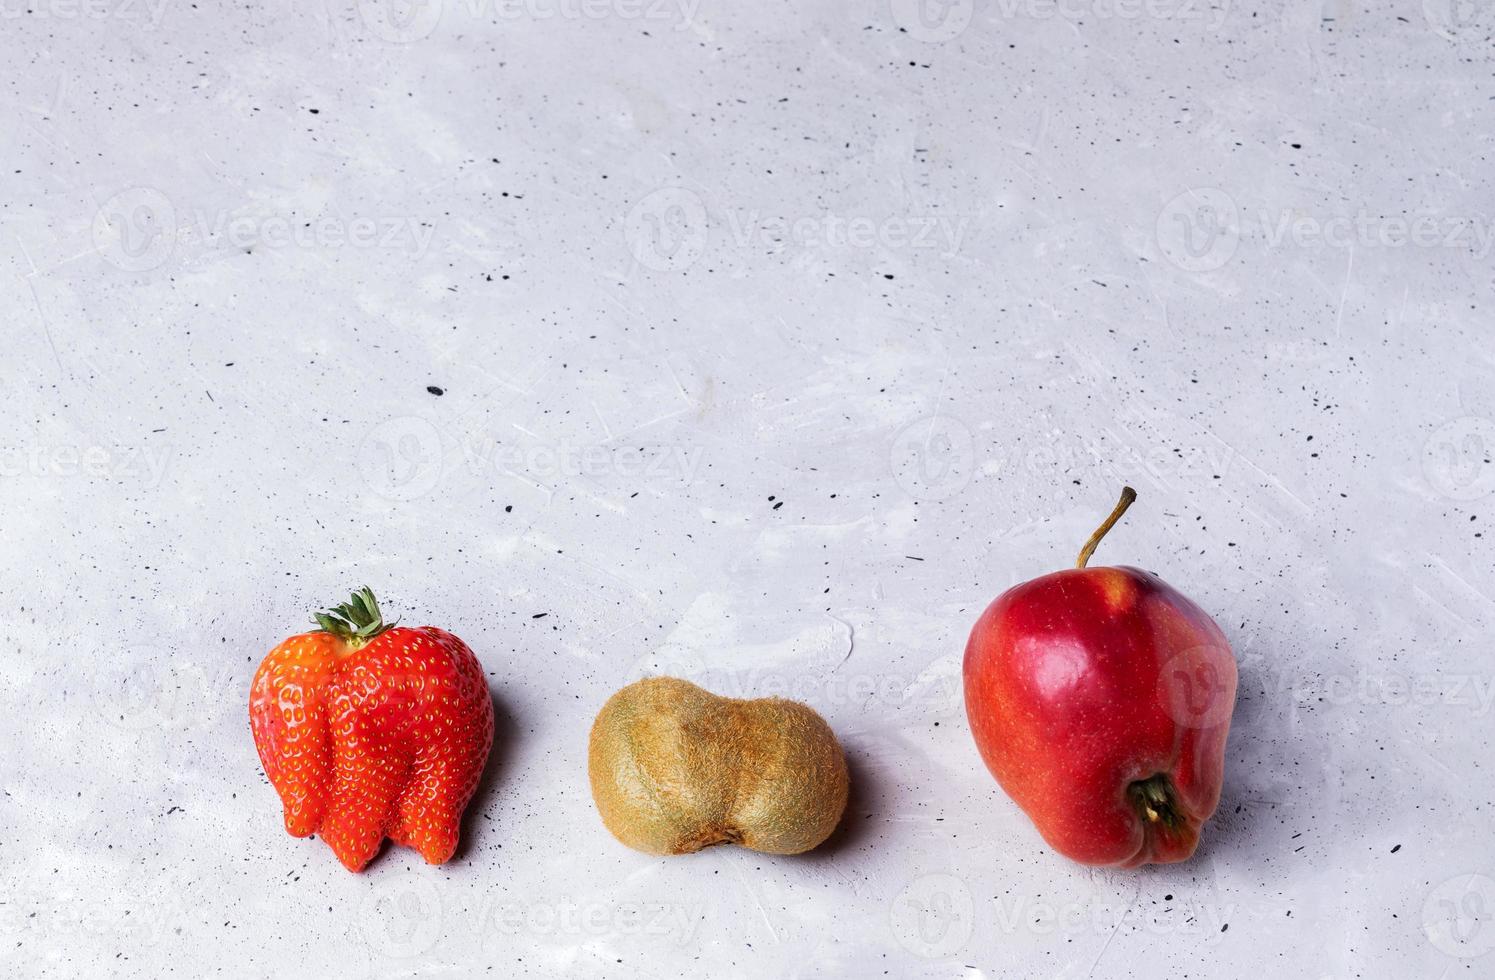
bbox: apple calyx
[1076,486,1138,569]
[1127,773,1182,829]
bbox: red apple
[963,488,1237,867]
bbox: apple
[963,487,1237,867]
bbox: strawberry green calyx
[312,587,397,647]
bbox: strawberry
[249,589,494,871]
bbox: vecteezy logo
[1423,0,1487,39]
[92,644,186,730]
[358,0,444,42]
[1156,646,1237,730]
[890,0,975,42]
[1423,416,1495,501]
[93,187,176,272]
[361,873,443,958]
[624,187,708,272]
[1156,187,1240,272]
[890,415,975,501]
[890,874,975,958]
[358,417,444,501]
[1424,873,1495,959]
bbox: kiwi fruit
[587,676,850,855]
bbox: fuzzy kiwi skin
[588,676,850,856]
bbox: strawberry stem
[312,587,396,647]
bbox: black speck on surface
[427,386,444,396]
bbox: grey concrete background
[3,1,1493,977]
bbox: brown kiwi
[587,676,850,855]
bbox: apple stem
[1076,486,1138,569]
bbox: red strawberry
[249,589,494,871]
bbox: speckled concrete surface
[3,1,1493,977]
